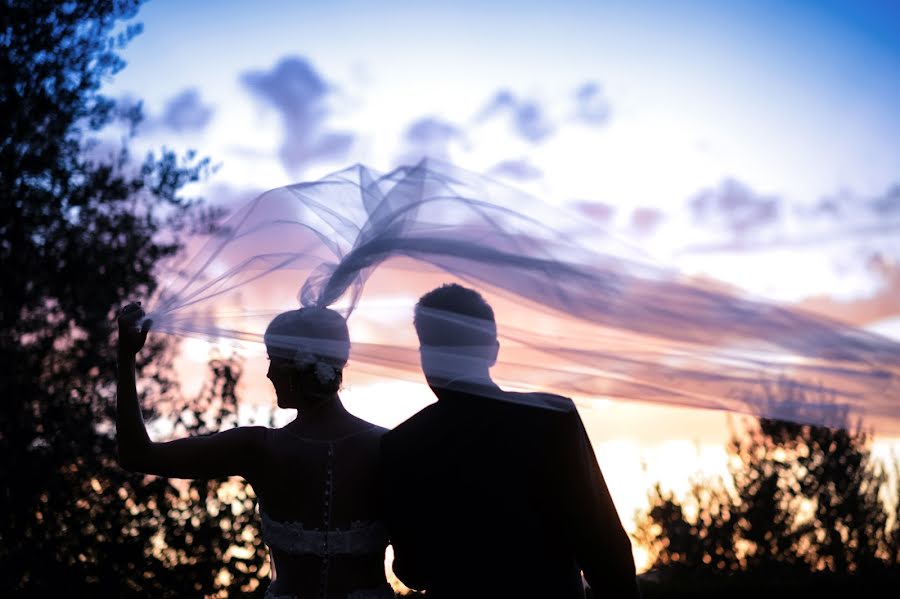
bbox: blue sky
[109,0,900,413]
[112,0,900,193]
[107,0,900,307]
[108,0,900,547]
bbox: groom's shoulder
[533,391,577,413]
[381,402,442,450]
[505,391,578,416]
[490,392,580,442]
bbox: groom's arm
[558,410,640,599]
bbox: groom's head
[414,283,499,387]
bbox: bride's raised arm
[115,302,266,480]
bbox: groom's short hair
[414,283,497,347]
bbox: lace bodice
[260,509,389,557]
[258,425,392,599]
[261,510,393,599]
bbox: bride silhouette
[116,302,393,599]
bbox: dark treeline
[0,1,266,596]
[635,381,900,597]
[3,1,900,597]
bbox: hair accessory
[294,350,337,385]
[314,361,337,384]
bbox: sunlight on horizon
[168,333,900,576]
[119,0,900,584]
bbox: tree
[0,1,266,594]
[115,356,271,597]
[636,380,900,588]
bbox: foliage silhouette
[127,357,271,597]
[636,380,900,591]
[0,1,269,595]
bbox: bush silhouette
[636,380,900,590]
[0,2,269,595]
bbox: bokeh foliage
[6,1,900,597]
[636,380,900,591]
[0,1,268,595]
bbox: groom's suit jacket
[381,384,639,599]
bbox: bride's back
[251,307,393,598]
[251,423,389,599]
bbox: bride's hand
[117,302,152,356]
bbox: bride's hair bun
[264,307,350,393]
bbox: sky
[108,0,900,567]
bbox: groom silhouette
[382,284,639,598]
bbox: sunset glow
[109,0,900,571]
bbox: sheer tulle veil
[146,159,900,433]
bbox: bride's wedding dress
[257,426,394,599]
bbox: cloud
[476,90,554,143]
[241,57,353,174]
[689,178,781,237]
[801,254,900,326]
[573,82,611,125]
[870,184,900,217]
[394,83,613,169]
[488,158,542,182]
[683,180,900,255]
[816,184,900,220]
[405,117,462,146]
[630,207,665,235]
[123,89,213,135]
[400,116,464,162]
[473,83,610,142]
[160,89,213,133]
[573,201,616,223]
